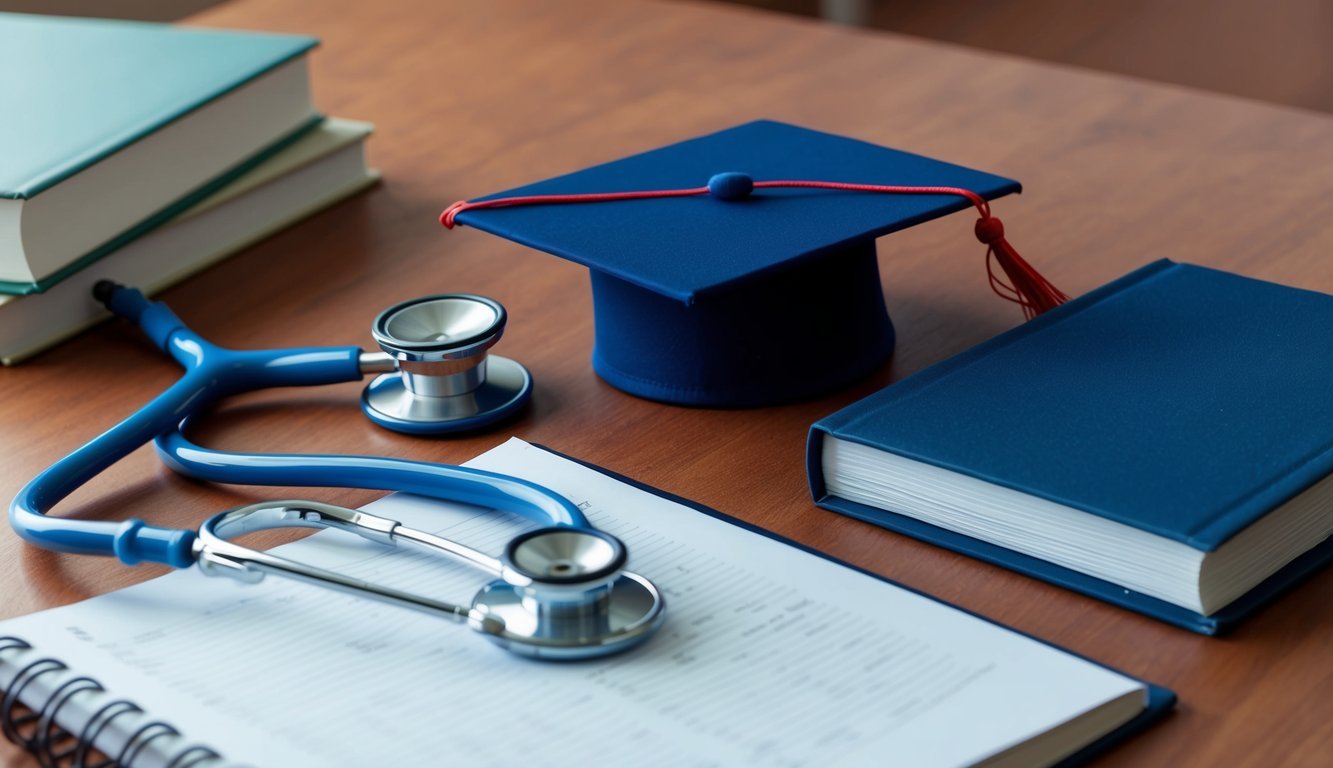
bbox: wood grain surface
[2,1,1331,765]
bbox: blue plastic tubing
[9,286,587,570]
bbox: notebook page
[0,439,1144,767]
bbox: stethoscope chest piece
[361,294,533,434]
[470,528,667,660]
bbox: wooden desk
[3,0,1330,764]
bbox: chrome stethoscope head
[195,501,666,660]
[360,295,533,435]
[473,527,663,659]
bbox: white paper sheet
[0,439,1145,767]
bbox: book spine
[805,426,830,501]
[0,635,221,767]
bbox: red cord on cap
[441,174,1068,319]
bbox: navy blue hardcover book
[808,260,1333,634]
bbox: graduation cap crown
[440,121,1066,407]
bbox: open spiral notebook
[0,439,1172,767]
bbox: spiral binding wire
[74,701,142,768]
[34,675,103,767]
[164,745,228,768]
[0,637,224,767]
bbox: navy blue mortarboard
[442,120,1065,407]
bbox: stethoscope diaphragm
[360,294,533,434]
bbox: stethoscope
[8,282,665,661]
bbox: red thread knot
[974,216,1005,245]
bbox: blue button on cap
[708,172,754,201]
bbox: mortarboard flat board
[445,120,1027,407]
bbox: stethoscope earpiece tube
[196,501,665,659]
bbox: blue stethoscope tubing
[10,285,588,570]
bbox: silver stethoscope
[9,282,665,661]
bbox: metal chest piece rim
[360,294,533,434]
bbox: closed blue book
[808,260,1333,634]
[0,13,320,294]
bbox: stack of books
[0,13,379,363]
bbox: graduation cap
[441,120,1065,407]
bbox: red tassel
[975,216,1068,320]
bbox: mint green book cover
[0,13,317,199]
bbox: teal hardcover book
[0,13,320,293]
